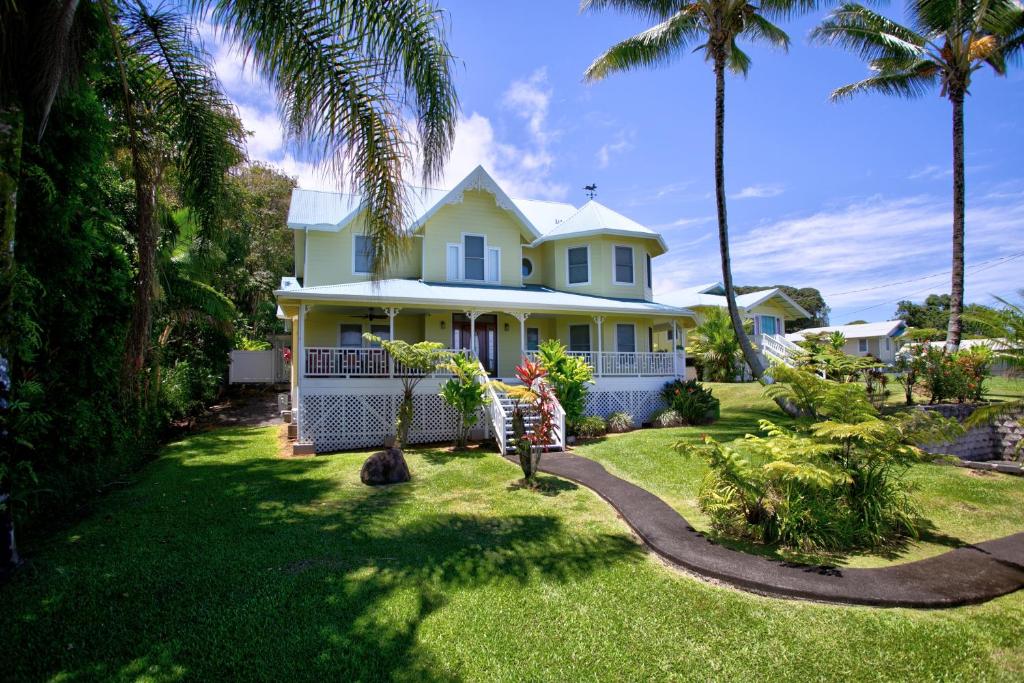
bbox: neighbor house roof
[786,320,906,342]
[658,283,811,320]
[276,279,695,318]
[285,165,665,251]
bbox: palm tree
[813,0,1024,352]
[689,307,745,381]
[0,0,457,572]
[581,0,810,400]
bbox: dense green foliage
[439,352,489,448]
[894,295,994,338]
[688,307,744,382]
[895,345,993,404]
[606,411,635,433]
[684,371,961,552]
[575,415,609,439]
[661,379,719,425]
[651,408,684,428]
[535,339,593,434]
[793,331,881,382]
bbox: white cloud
[730,183,784,200]
[502,67,554,149]
[909,164,950,181]
[653,215,714,231]
[596,132,634,169]
[236,103,283,159]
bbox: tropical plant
[814,1,1024,351]
[583,0,815,414]
[893,346,927,405]
[682,370,962,552]
[439,352,490,448]
[793,331,880,382]
[535,339,594,434]
[607,411,636,433]
[364,335,452,448]
[502,358,558,482]
[688,307,744,381]
[651,408,684,428]
[963,292,1024,437]
[915,344,992,403]
[576,415,609,439]
[661,379,720,424]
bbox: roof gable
[787,320,907,341]
[531,200,668,255]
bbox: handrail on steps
[477,360,507,454]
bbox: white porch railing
[479,361,507,455]
[527,350,682,377]
[757,334,801,368]
[304,347,471,378]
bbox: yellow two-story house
[276,166,695,452]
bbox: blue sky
[201,1,1024,324]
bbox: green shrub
[575,416,608,438]
[234,332,271,350]
[660,379,719,425]
[651,408,683,428]
[607,411,634,433]
[914,345,992,403]
[439,352,490,448]
[681,370,962,553]
[535,339,594,433]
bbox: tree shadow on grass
[1,426,641,682]
[506,475,580,497]
[419,443,494,465]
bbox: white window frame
[522,256,534,279]
[612,244,635,286]
[885,337,891,351]
[646,253,652,289]
[858,338,869,353]
[566,245,591,287]
[352,233,373,275]
[447,233,500,283]
[614,323,636,352]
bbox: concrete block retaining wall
[918,404,1023,462]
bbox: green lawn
[986,376,1024,402]
[2,406,1023,679]
[578,382,1024,568]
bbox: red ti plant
[508,357,557,481]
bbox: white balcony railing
[304,347,471,378]
[527,350,682,377]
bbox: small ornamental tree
[502,358,557,482]
[439,352,490,448]
[535,339,593,434]
[364,334,452,448]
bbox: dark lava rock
[360,448,411,485]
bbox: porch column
[672,320,679,378]
[679,325,687,379]
[297,303,306,438]
[593,316,604,377]
[465,310,482,357]
[512,311,529,359]
[384,307,400,377]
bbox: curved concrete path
[533,451,1024,608]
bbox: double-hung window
[616,324,636,352]
[569,324,591,352]
[526,327,540,351]
[646,253,652,288]
[859,339,868,353]
[614,246,634,284]
[447,235,500,282]
[759,316,778,335]
[353,235,374,274]
[567,246,589,285]
[463,235,485,281]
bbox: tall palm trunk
[0,104,23,572]
[712,51,799,416]
[945,89,965,352]
[124,153,158,397]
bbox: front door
[452,314,497,375]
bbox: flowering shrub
[607,411,635,433]
[504,358,557,482]
[912,345,992,403]
[281,347,292,364]
[659,379,719,424]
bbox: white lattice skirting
[585,390,666,425]
[299,391,486,453]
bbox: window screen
[569,324,590,352]
[615,246,633,283]
[568,247,589,284]
[526,327,540,351]
[339,324,363,347]
[464,235,485,280]
[353,235,373,273]
[616,324,635,352]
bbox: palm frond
[742,13,791,50]
[580,0,683,19]
[727,41,752,74]
[812,4,928,62]
[829,62,939,100]
[583,8,704,81]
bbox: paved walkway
[532,451,1024,608]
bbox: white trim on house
[446,232,500,283]
[566,244,591,287]
[612,244,635,286]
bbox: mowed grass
[0,416,1022,679]
[576,382,1024,568]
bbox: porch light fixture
[440,320,446,330]
[504,323,510,332]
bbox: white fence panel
[229,350,277,384]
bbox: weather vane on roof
[583,183,597,200]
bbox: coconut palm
[581,0,811,398]
[0,0,457,572]
[813,0,1024,352]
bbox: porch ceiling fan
[354,307,388,321]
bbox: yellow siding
[294,230,305,279]
[549,236,655,300]
[420,190,527,286]
[302,217,421,287]
[521,245,543,286]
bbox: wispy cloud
[596,132,634,169]
[652,215,714,231]
[909,164,950,181]
[730,183,784,200]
